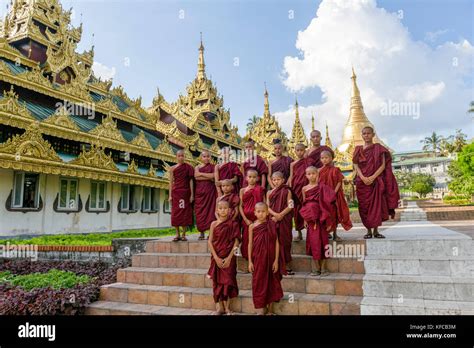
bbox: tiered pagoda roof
[287,96,309,157]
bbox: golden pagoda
[325,121,333,149]
[245,86,288,159]
[288,96,309,157]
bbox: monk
[353,126,400,239]
[268,142,293,187]
[319,150,353,241]
[170,150,194,242]
[194,150,217,240]
[215,179,240,221]
[248,202,285,315]
[288,143,309,241]
[239,170,265,261]
[207,200,240,315]
[300,166,336,276]
[215,146,242,195]
[267,171,294,275]
[306,130,334,169]
[242,140,268,188]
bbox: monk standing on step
[319,150,353,241]
[239,170,265,261]
[208,200,240,315]
[268,141,292,187]
[215,146,242,196]
[289,143,309,241]
[306,130,334,169]
[242,140,268,188]
[300,166,336,276]
[194,150,217,240]
[248,202,285,315]
[216,180,240,221]
[267,171,295,275]
[353,126,400,239]
[170,150,194,242]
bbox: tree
[469,101,474,114]
[409,173,436,198]
[246,115,260,133]
[448,142,474,199]
[421,132,444,157]
[440,129,468,155]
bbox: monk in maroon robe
[248,202,285,315]
[170,150,194,241]
[215,147,243,195]
[300,166,336,276]
[267,171,294,274]
[207,200,240,315]
[289,143,309,241]
[216,180,240,221]
[319,151,353,241]
[242,141,268,188]
[239,170,265,261]
[268,142,293,186]
[353,126,400,239]
[306,130,334,169]
[194,150,217,239]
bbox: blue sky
[2,0,472,150]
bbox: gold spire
[288,95,309,157]
[263,82,270,117]
[197,32,206,80]
[311,111,315,131]
[325,121,332,148]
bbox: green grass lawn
[0,227,199,246]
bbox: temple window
[120,184,138,212]
[142,187,158,213]
[58,178,79,211]
[90,181,107,211]
[12,172,40,209]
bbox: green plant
[409,173,436,198]
[0,269,91,291]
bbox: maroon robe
[207,219,240,303]
[299,184,336,260]
[353,143,400,229]
[319,164,353,231]
[307,145,334,169]
[240,185,265,259]
[268,185,294,263]
[243,155,268,187]
[291,158,310,231]
[271,156,293,182]
[217,193,240,221]
[171,163,194,227]
[251,218,285,309]
[195,163,217,232]
[218,162,242,195]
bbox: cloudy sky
[2,0,471,151]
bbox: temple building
[0,0,241,236]
[287,96,309,157]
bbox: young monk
[353,126,400,239]
[215,146,242,195]
[194,150,217,240]
[207,200,240,315]
[268,142,293,187]
[306,130,334,169]
[170,150,194,242]
[242,140,268,188]
[239,170,265,261]
[267,171,294,275]
[319,150,353,241]
[288,143,309,241]
[248,202,285,315]
[300,166,336,276]
[216,179,240,221]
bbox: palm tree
[246,115,260,133]
[469,101,474,114]
[421,132,444,157]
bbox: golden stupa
[288,96,309,157]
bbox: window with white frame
[143,187,158,212]
[58,178,78,210]
[121,184,137,211]
[90,181,106,211]
[12,172,40,209]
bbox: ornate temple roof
[288,96,309,157]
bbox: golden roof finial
[287,96,309,157]
[311,111,315,131]
[197,32,206,80]
[351,66,360,97]
[325,120,333,148]
[263,82,270,117]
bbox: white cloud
[92,62,116,81]
[424,29,449,43]
[276,0,474,151]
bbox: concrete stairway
[86,238,365,315]
[361,201,474,315]
[399,201,427,221]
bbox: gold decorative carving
[0,86,34,121]
[89,114,126,142]
[131,130,152,150]
[70,144,117,171]
[43,105,80,131]
[126,159,139,174]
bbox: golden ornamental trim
[156,140,175,156]
[70,144,117,171]
[0,86,35,121]
[43,105,80,131]
[126,159,139,174]
[89,114,126,142]
[130,130,153,150]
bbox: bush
[443,194,471,205]
[0,270,91,291]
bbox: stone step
[364,255,474,277]
[132,253,365,274]
[116,267,363,296]
[361,296,474,315]
[99,283,361,315]
[366,239,473,257]
[363,274,474,302]
[85,300,219,315]
[145,239,366,256]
